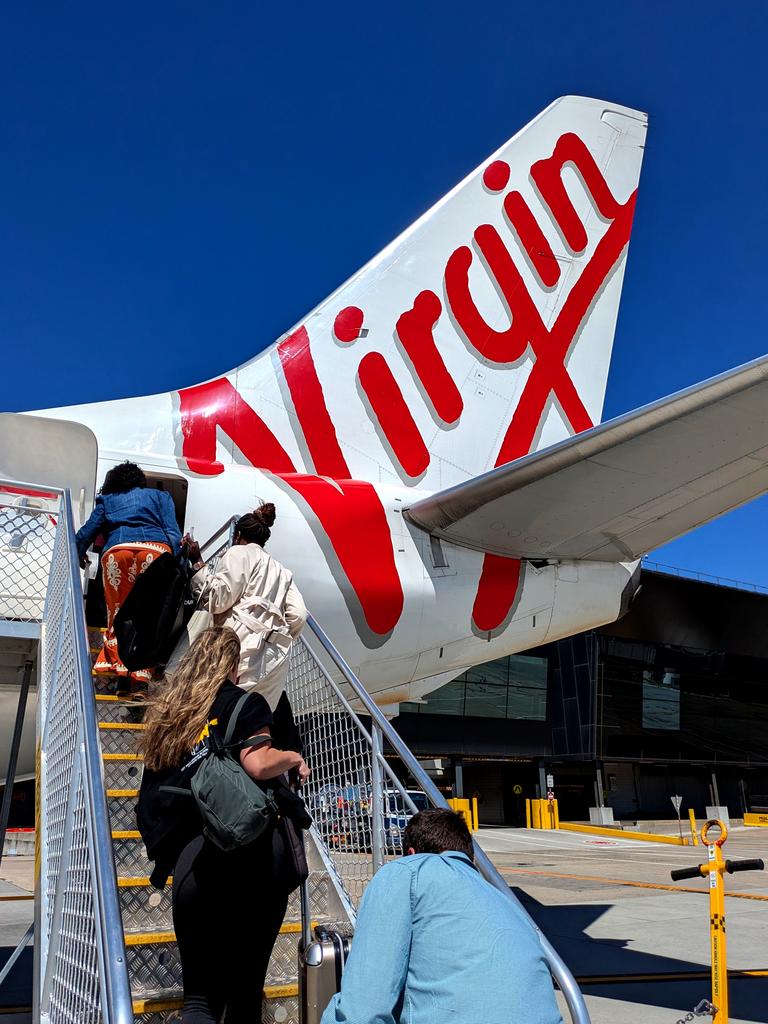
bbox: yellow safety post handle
[669,820,764,1024]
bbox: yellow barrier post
[546,795,556,830]
[448,798,473,832]
[532,799,541,829]
[705,822,729,1022]
[689,808,700,846]
[553,798,560,830]
[525,799,531,829]
[670,819,766,1023]
[471,797,479,832]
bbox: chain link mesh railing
[35,487,133,1024]
[287,615,592,1024]
[287,637,426,913]
[0,492,58,622]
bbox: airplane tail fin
[187,95,648,491]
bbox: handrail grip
[61,489,133,1024]
[0,478,64,496]
[305,613,591,1024]
[199,515,239,558]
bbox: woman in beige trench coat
[185,503,307,712]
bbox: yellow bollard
[471,797,479,832]
[553,798,560,830]
[525,798,531,829]
[448,798,473,832]
[532,799,542,829]
[689,808,700,846]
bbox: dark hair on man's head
[235,502,276,547]
[100,461,147,495]
[403,808,474,860]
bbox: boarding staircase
[0,483,591,1024]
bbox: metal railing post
[371,725,385,874]
[0,659,33,866]
[62,489,133,1024]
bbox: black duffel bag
[113,553,193,671]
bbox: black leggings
[172,834,290,1023]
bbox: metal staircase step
[103,753,143,789]
[132,984,299,1023]
[118,878,173,935]
[96,694,148,724]
[112,832,153,876]
[99,721,146,755]
[107,791,140,832]
[115,870,330,935]
[126,923,307,1006]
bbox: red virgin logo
[178,133,637,643]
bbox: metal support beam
[371,725,385,874]
[0,923,34,990]
[0,659,33,867]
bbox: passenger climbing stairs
[89,631,345,1024]
[5,485,590,1024]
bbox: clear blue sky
[2,3,767,585]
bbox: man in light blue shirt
[321,809,563,1024]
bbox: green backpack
[186,691,278,851]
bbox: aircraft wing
[403,355,768,561]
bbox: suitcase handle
[300,873,312,949]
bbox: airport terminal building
[393,565,768,825]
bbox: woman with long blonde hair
[137,627,310,1023]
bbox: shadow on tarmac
[514,888,768,1023]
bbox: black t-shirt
[136,683,273,881]
[206,680,273,751]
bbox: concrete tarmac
[477,826,768,1024]
[0,856,34,948]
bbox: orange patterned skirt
[94,542,171,684]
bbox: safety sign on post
[546,774,554,789]
[671,794,684,842]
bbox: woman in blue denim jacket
[76,461,182,687]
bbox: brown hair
[141,627,241,771]
[235,502,276,547]
[402,808,474,859]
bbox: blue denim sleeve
[74,499,106,559]
[158,491,181,555]
[320,862,413,1024]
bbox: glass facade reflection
[598,636,768,763]
[401,654,547,720]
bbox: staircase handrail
[34,485,133,1024]
[304,612,591,1024]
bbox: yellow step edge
[132,986,297,1015]
[133,997,182,1015]
[99,722,146,731]
[266,984,299,1000]
[96,694,147,704]
[118,876,173,887]
[102,753,143,761]
[112,830,142,840]
[125,921,313,946]
[107,789,138,798]
[125,931,176,947]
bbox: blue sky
[2,3,767,585]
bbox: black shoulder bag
[114,541,193,671]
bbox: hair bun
[254,502,276,528]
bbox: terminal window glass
[642,669,681,730]
[401,654,547,720]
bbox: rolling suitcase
[298,876,352,1023]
